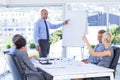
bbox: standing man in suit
[82,29,106,64]
[34,9,69,57]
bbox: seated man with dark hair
[82,30,106,64]
[13,36,53,80]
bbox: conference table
[33,58,114,80]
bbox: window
[0,6,63,54]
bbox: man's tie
[44,20,49,40]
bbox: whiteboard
[62,11,88,47]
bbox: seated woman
[9,34,23,54]
[13,37,53,80]
[76,32,114,80]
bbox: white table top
[33,58,114,79]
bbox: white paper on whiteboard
[62,11,87,47]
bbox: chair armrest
[25,71,46,80]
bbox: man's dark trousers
[38,39,50,58]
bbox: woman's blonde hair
[102,32,112,43]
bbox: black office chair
[4,51,23,80]
[109,46,120,77]
[97,46,120,80]
[4,51,46,80]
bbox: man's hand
[63,19,70,25]
[81,59,89,64]
[36,45,41,52]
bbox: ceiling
[0,0,120,7]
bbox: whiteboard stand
[81,41,85,59]
[62,10,88,59]
[62,46,85,60]
[81,46,84,60]
[62,46,67,58]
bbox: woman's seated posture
[75,32,113,80]
[13,36,53,80]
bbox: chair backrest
[4,51,23,80]
[109,46,120,76]
[110,46,120,69]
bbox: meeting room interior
[0,0,120,80]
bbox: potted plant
[108,25,120,45]
[91,44,95,48]
[29,43,36,49]
[6,44,11,49]
[28,43,39,58]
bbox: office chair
[4,51,46,80]
[109,46,120,77]
[96,46,120,80]
[4,51,23,80]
